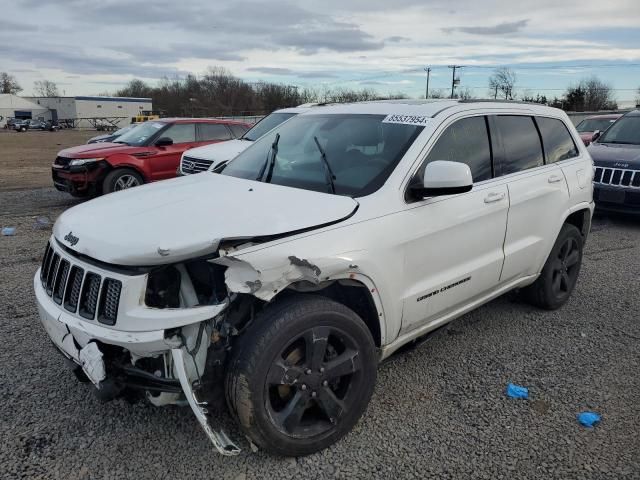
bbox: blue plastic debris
[577,411,601,428]
[2,227,16,236]
[506,383,529,399]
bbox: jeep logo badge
[64,231,79,246]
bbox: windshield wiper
[258,133,280,183]
[313,136,337,194]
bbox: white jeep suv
[35,100,593,457]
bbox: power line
[424,67,431,99]
[448,65,463,98]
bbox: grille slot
[79,273,102,320]
[41,243,53,282]
[181,156,214,174]
[45,254,60,295]
[98,278,122,325]
[594,167,640,189]
[64,266,84,313]
[53,260,70,305]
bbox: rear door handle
[548,174,563,184]
[484,192,506,204]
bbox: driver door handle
[484,192,506,204]
[548,174,563,184]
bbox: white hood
[54,173,358,266]
[185,140,249,165]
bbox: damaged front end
[35,238,267,455]
[36,222,373,456]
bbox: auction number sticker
[150,123,164,129]
[382,114,430,126]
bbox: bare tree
[454,87,474,100]
[488,67,517,100]
[562,76,616,111]
[0,72,22,94]
[428,89,446,99]
[33,80,59,97]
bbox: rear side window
[536,117,578,163]
[494,116,544,175]
[229,124,249,138]
[199,123,232,141]
[422,116,492,182]
[163,123,196,144]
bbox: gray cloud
[247,67,294,75]
[385,36,410,43]
[0,43,187,78]
[0,19,39,31]
[443,19,529,35]
[297,71,339,78]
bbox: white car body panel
[53,173,358,266]
[34,99,594,454]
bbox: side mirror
[155,137,174,147]
[410,160,473,199]
[591,130,601,142]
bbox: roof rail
[457,99,547,106]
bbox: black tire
[102,168,144,194]
[523,223,584,310]
[225,295,378,456]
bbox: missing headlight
[146,266,181,308]
[145,261,228,308]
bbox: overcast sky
[3,0,640,104]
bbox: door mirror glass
[411,160,473,198]
[155,137,173,147]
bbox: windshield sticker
[382,114,430,126]
[150,123,163,129]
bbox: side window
[494,116,544,175]
[199,123,232,141]
[422,116,492,182]
[229,124,249,138]
[536,117,578,163]
[162,123,195,144]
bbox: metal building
[0,94,50,127]
[26,96,153,128]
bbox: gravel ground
[0,188,639,480]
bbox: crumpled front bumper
[34,268,241,455]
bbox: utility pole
[448,65,463,99]
[424,67,431,99]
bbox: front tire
[225,295,378,456]
[523,223,584,310]
[102,168,143,194]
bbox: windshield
[113,124,136,136]
[223,114,424,197]
[576,118,617,133]
[243,112,297,141]
[598,116,640,145]
[115,121,165,146]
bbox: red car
[575,114,621,146]
[52,118,251,197]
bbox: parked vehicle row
[38,100,594,457]
[13,118,59,132]
[575,114,621,146]
[178,105,315,175]
[52,118,250,197]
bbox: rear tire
[523,223,584,310]
[225,295,378,456]
[103,168,143,194]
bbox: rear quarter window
[536,117,579,163]
[199,123,232,141]
[229,124,249,138]
[494,116,544,175]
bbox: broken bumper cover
[33,269,241,456]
